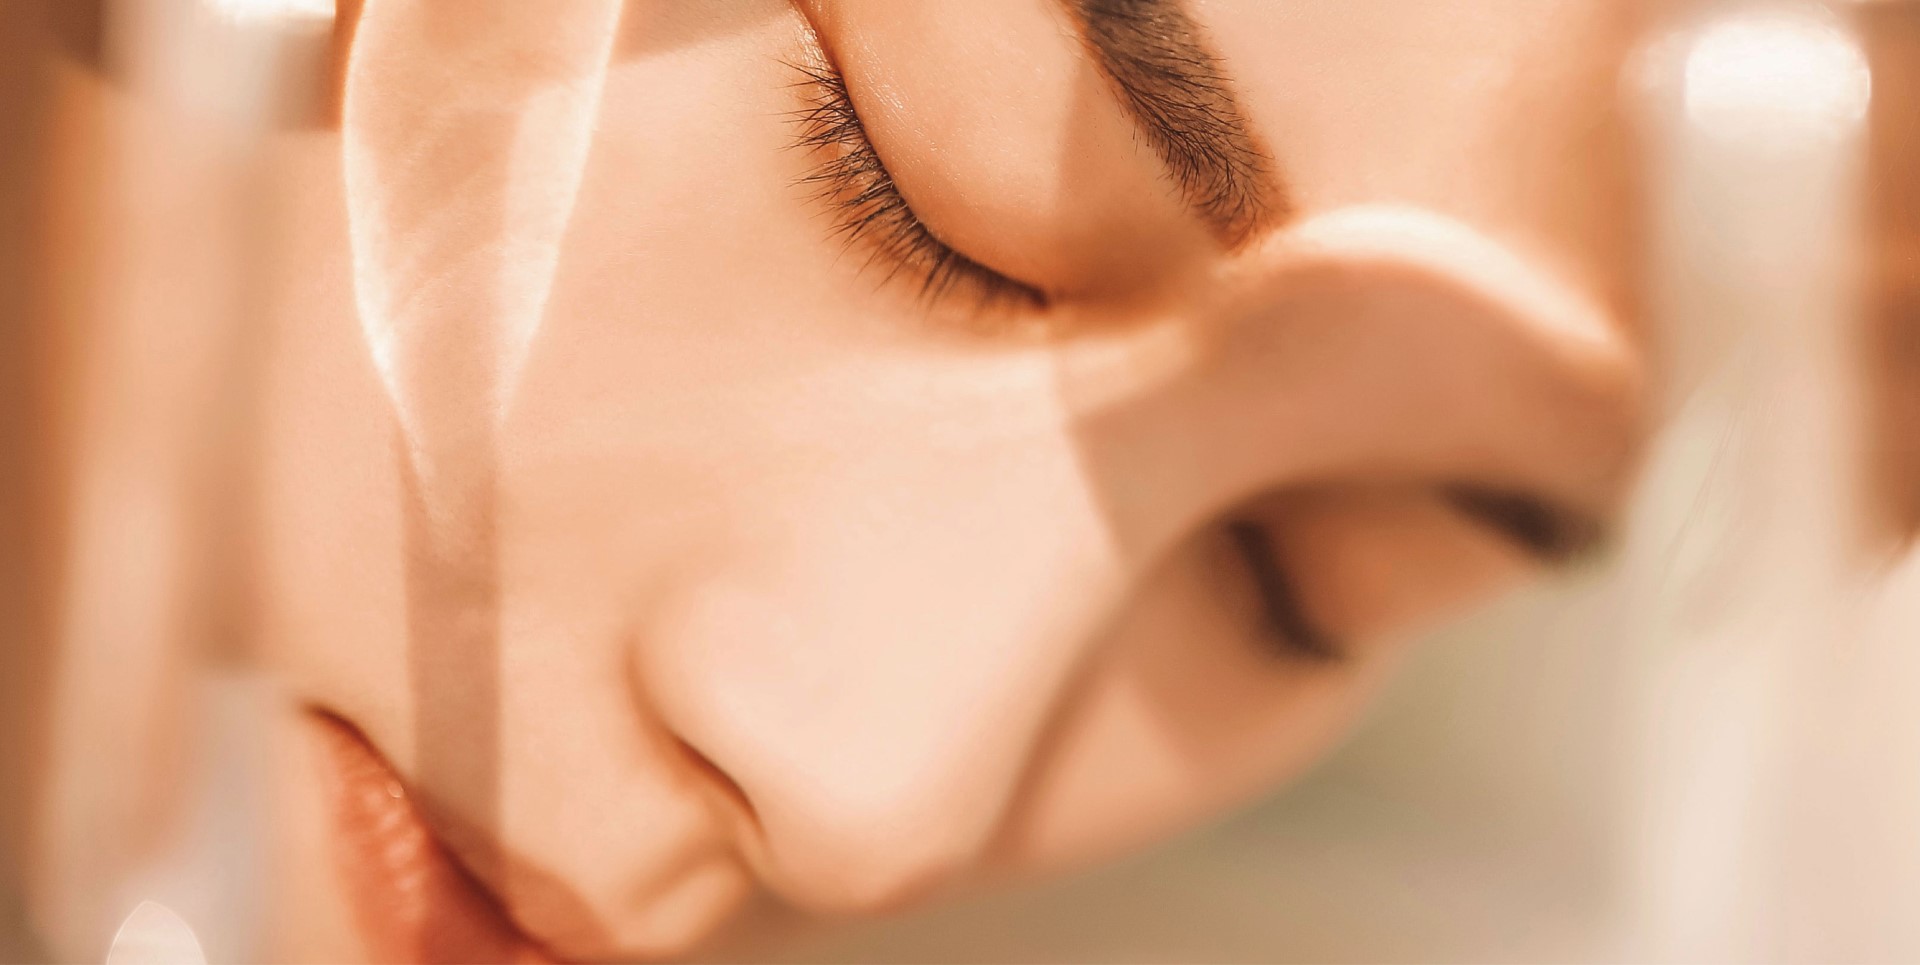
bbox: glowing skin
[250,0,1648,959]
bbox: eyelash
[787,60,1046,312]
[1225,520,1344,662]
[786,57,1323,658]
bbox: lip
[304,709,557,964]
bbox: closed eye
[785,57,1048,313]
[1225,519,1344,662]
[1441,484,1605,565]
[1227,485,1602,663]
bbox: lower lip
[305,710,554,964]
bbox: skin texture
[250,0,1649,959]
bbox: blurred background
[2,0,1916,961]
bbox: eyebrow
[1066,0,1287,245]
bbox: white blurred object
[116,0,334,131]
[1683,10,1872,142]
[1624,1,1891,960]
[201,0,333,23]
[104,902,206,965]
[29,0,322,959]
[103,675,275,965]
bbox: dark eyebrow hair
[1066,0,1286,245]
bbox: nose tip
[645,629,1037,916]
[734,765,1010,915]
[670,733,979,912]
[634,536,1115,919]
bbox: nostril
[666,734,975,914]
[632,576,1049,918]
[671,735,759,831]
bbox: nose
[631,472,1124,915]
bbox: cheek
[997,531,1405,875]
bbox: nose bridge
[1062,209,1642,563]
[631,460,1123,914]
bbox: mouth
[304,709,557,964]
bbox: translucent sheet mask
[342,0,624,490]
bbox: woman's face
[259,0,1646,959]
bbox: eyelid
[786,58,1048,313]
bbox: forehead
[1191,0,1645,312]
